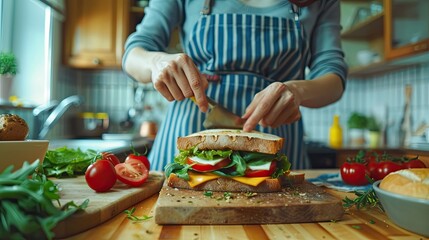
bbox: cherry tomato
[366,159,379,180]
[373,161,404,180]
[402,159,426,169]
[244,161,277,178]
[126,154,150,170]
[186,157,231,172]
[340,162,370,186]
[101,152,120,166]
[85,160,117,192]
[115,158,149,187]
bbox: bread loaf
[379,168,429,200]
[0,114,29,141]
[177,129,284,154]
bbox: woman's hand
[242,82,302,131]
[151,53,209,112]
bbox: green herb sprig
[124,208,152,223]
[343,188,383,211]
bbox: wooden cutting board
[154,181,344,225]
[52,171,165,238]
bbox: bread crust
[380,168,429,200]
[167,172,305,193]
[177,129,284,154]
[0,114,29,141]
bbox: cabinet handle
[92,58,101,65]
[414,43,428,51]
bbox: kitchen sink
[48,137,153,159]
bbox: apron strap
[201,0,212,15]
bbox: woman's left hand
[241,82,302,131]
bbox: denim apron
[150,1,310,170]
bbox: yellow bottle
[329,115,343,148]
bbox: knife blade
[190,97,244,129]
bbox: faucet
[33,95,83,139]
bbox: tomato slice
[115,158,149,187]
[101,152,120,166]
[244,161,277,178]
[186,157,231,172]
[126,154,150,170]
[85,159,117,192]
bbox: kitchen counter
[61,170,426,240]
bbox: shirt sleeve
[306,0,348,89]
[122,0,183,68]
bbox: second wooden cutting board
[52,171,165,238]
[154,181,344,224]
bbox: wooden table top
[62,170,427,240]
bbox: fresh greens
[43,147,98,177]
[0,160,88,239]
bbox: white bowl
[0,140,49,171]
[373,181,429,237]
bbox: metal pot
[73,112,109,138]
[139,121,157,139]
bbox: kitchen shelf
[341,12,384,40]
[348,61,406,77]
[348,50,429,78]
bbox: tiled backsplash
[3,63,428,144]
[301,62,429,147]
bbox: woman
[123,0,347,170]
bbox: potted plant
[0,52,18,102]
[347,112,367,147]
[366,115,381,148]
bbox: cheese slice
[231,176,269,186]
[188,172,220,188]
[187,172,270,188]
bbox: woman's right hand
[151,53,209,112]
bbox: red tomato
[244,161,277,178]
[101,152,120,166]
[373,161,404,180]
[366,159,379,180]
[402,159,426,169]
[126,154,150,170]
[115,158,149,187]
[186,157,231,172]
[85,160,117,192]
[340,162,370,186]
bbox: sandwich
[164,129,301,193]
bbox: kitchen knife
[190,97,244,129]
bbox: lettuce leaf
[42,147,97,177]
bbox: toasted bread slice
[177,129,284,154]
[167,171,305,193]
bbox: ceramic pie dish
[373,180,429,237]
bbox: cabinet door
[385,0,429,60]
[63,0,129,68]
